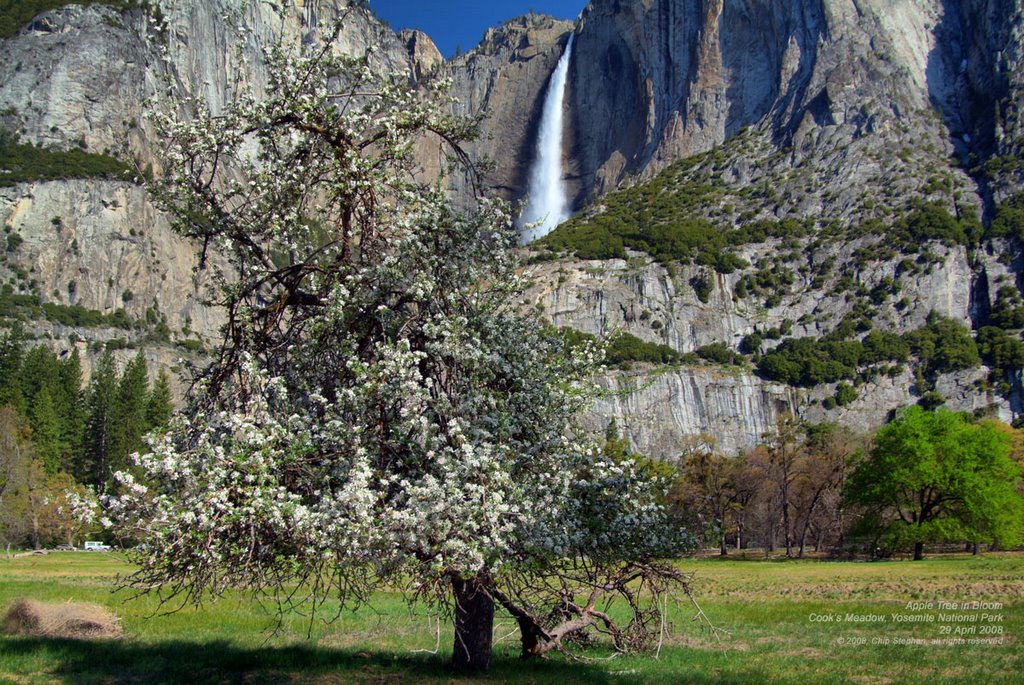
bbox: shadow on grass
[0,636,634,684]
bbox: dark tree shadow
[0,634,775,683]
[0,637,623,684]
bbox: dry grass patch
[2,598,122,640]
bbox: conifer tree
[145,368,173,431]
[84,350,118,491]
[55,349,85,473]
[19,345,59,409]
[29,386,62,475]
[111,350,149,474]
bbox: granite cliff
[0,0,426,380]
[4,0,1024,455]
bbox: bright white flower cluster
[101,11,690,610]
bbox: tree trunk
[26,480,40,551]
[451,575,494,673]
[972,541,979,555]
[913,542,924,561]
[782,499,792,557]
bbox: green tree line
[0,0,143,40]
[0,325,172,548]
[0,128,135,187]
[665,410,1023,561]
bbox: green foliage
[540,159,813,269]
[834,382,857,407]
[986,195,1024,241]
[0,127,134,187]
[976,326,1024,398]
[860,330,910,365]
[904,312,980,376]
[559,328,684,369]
[82,350,118,490]
[846,407,1024,556]
[988,286,1024,330]
[738,332,762,355]
[109,350,148,476]
[55,349,85,467]
[689,270,713,303]
[891,202,970,247]
[28,386,61,474]
[735,262,795,304]
[607,331,683,367]
[0,331,172,491]
[917,391,946,411]
[0,0,143,40]
[0,286,133,329]
[0,325,26,411]
[543,223,626,260]
[757,314,978,389]
[695,342,743,366]
[145,369,173,431]
[757,338,866,387]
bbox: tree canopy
[845,406,1023,560]
[102,11,692,673]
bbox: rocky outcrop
[400,29,443,81]
[1,181,217,335]
[527,243,976,355]
[589,368,798,458]
[526,242,1016,455]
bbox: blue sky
[368,1,586,58]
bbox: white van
[83,541,111,551]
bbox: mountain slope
[4,0,1024,455]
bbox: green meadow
[0,552,1021,684]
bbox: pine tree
[84,350,118,491]
[111,350,149,475]
[19,345,59,408]
[0,406,33,546]
[145,368,173,431]
[55,349,85,473]
[29,387,62,475]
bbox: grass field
[0,551,1021,684]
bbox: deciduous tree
[846,406,1023,560]
[103,11,692,673]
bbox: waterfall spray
[518,33,575,244]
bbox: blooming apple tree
[103,9,693,672]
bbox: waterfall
[518,33,575,244]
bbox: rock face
[565,0,1024,211]
[400,29,444,81]
[590,368,799,458]
[4,0,1024,453]
[0,1,418,360]
[526,244,1011,457]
